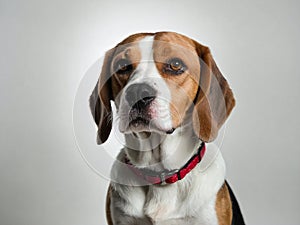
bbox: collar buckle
[159,169,178,185]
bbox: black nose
[125,83,156,108]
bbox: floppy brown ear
[89,49,114,144]
[192,42,235,142]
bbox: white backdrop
[1,0,300,224]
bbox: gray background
[1,0,300,224]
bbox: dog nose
[125,83,156,108]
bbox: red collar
[125,143,206,185]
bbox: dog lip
[128,117,174,134]
[124,106,173,134]
[129,106,150,124]
[166,128,175,134]
[129,117,150,127]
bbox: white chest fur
[110,143,225,225]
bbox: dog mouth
[129,116,149,127]
[128,107,151,131]
[118,93,176,135]
[129,118,175,134]
[126,108,175,134]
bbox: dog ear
[192,42,235,142]
[89,49,115,144]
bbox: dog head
[90,32,235,144]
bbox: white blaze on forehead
[138,36,173,131]
[133,36,172,99]
[119,35,173,132]
[138,36,154,64]
[129,36,159,83]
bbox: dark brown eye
[115,59,133,75]
[170,59,183,71]
[165,58,186,75]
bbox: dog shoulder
[215,182,233,225]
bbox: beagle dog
[89,32,245,225]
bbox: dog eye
[115,59,133,75]
[165,58,186,75]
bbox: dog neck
[124,121,202,171]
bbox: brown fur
[110,44,142,99]
[215,183,233,225]
[192,42,235,142]
[91,32,236,224]
[106,185,113,225]
[153,32,200,128]
[105,183,234,225]
[90,33,153,144]
[90,31,235,144]
[154,32,235,142]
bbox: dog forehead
[111,32,200,86]
[118,32,196,49]
[115,32,197,58]
[128,36,163,83]
[154,32,196,52]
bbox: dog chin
[119,119,174,135]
